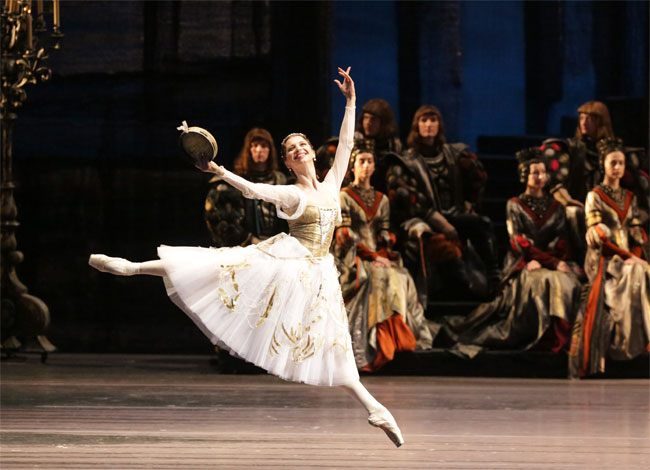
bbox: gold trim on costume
[550,272,564,321]
[586,211,602,227]
[216,262,250,311]
[282,322,303,344]
[291,335,324,362]
[331,339,349,353]
[218,288,239,311]
[269,333,281,356]
[254,286,277,328]
[299,270,312,291]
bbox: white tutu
[158,233,359,386]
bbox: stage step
[376,349,650,379]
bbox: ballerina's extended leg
[341,380,404,447]
[89,255,166,276]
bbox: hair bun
[515,147,545,184]
[597,137,624,159]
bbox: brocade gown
[569,185,650,377]
[157,106,359,386]
[445,194,581,355]
[335,185,435,369]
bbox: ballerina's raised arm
[194,67,356,214]
[325,67,357,191]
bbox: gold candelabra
[1,0,63,361]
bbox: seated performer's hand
[526,259,542,271]
[556,260,571,273]
[429,211,459,242]
[408,221,433,240]
[555,187,585,208]
[624,256,648,267]
[372,256,392,268]
[441,223,459,243]
[568,199,585,208]
[586,223,609,248]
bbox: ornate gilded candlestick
[1,0,63,361]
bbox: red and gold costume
[335,185,435,370]
[569,185,650,377]
[445,194,581,354]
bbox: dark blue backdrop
[8,0,649,354]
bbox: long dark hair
[356,98,399,141]
[406,105,446,152]
[233,128,278,175]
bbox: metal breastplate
[425,155,453,210]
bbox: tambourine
[177,121,218,164]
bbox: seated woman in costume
[444,148,582,356]
[569,138,650,378]
[385,105,498,303]
[205,127,288,247]
[334,140,435,371]
[541,101,648,263]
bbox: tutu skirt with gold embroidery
[158,233,359,386]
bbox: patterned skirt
[158,233,359,386]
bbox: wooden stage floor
[1,354,648,469]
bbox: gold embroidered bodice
[586,188,642,253]
[288,206,338,257]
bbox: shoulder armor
[447,142,470,154]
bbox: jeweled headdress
[597,137,624,160]
[515,147,545,183]
[596,137,625,175]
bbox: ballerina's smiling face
[283,135,315,172]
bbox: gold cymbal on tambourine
[177,121,218,163]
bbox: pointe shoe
[368,408,404,447]
[89,254,139,276]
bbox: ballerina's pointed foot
[368,408,404,447]
[89,254,139,276]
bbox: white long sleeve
[215,105,353,221]
[324,105,355,190]
[218,168,305,220]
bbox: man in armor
[385,105,500,303]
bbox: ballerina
[89,67,404,447]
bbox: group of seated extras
[204,99,650,379]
